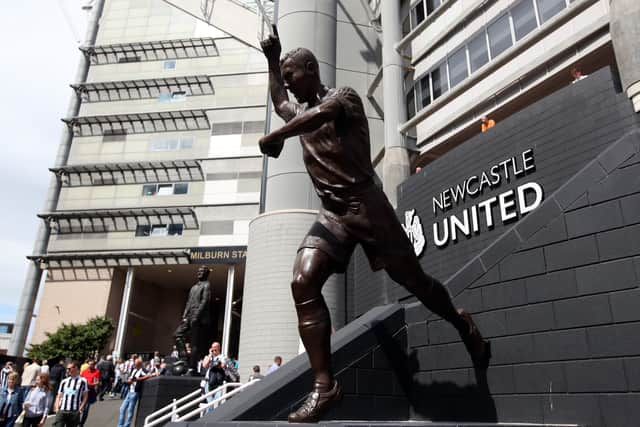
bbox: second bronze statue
[174,265,212,375]
[259,25,490,423]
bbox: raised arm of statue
[260,25,301,122]
[258,97,342,154]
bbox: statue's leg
[384,256,489,364]
[292,247,336,387]
[174,320,189,359]
[288,247,342,422]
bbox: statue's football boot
[288,380,342,423]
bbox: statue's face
[281,58,314,103]
[197,266,210,280]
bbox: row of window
[149,136,195,151]
[106,121,265,146]
[84,221,238,238]
[406,0,574,118]
[135,224,184,237]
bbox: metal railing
[143,380,259,427]
[174,379,260,422]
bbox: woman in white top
[22,373,51,427]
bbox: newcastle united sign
[403,148,544,252]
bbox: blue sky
[0,2,87,323]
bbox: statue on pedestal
[259,26,491,423]
[173,265,212,375]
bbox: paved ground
[44,395,129,427]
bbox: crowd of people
[0,348,283,427]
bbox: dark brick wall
[394,67,640,426]
[351,67,640,317]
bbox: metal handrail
[174,379,260,422]
[143,380,259,427]
[143,387,202,427]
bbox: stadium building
[11,2,640,423]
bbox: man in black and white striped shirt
[53,362,88,427]
[0,362,13,390]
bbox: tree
[28,316,115,361]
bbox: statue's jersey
[285,87,376,200]
[281,87,416,273]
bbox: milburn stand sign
[403,149,544,254]
[188,246,247,263]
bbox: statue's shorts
[298,182,417,273]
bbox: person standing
[48,361,65,414]
[96,356,114,401]
[79,361,99,427]
[21,360,41,401]
[248,366,264,382]
[202,342,226,411]
[117,358,157,427]
[0,372,23,427]
[22,373,51,427]
[480,115,495,132]
[53,362,88,427]
[266,356,282,375]
[112,358,125,398]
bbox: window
[135,225,151,237]
[172,91,187,101]
[168,224,184,235]
[135,224,184,237]
[447,47,469,88]
[174,183,189,194]
[412,1,426,27]
[149,136,194,151]
[406,90,416,119]
[511,0,538,41]
[468,31,489,73]
[487,13,513,59]
[102,128,127,142]
[402,14,411,37]
[141,183,189,196]
[164,59,177,70]
[426,0,441,15]
[157,184,173,195]
[420,75,431,108]
[142,184,157,196]
[158,90,188,103]
[179,136,194,149]
[118,55,141,63]
[536,0,566,23]
[430,62,448,100]
[158,92,172,102]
